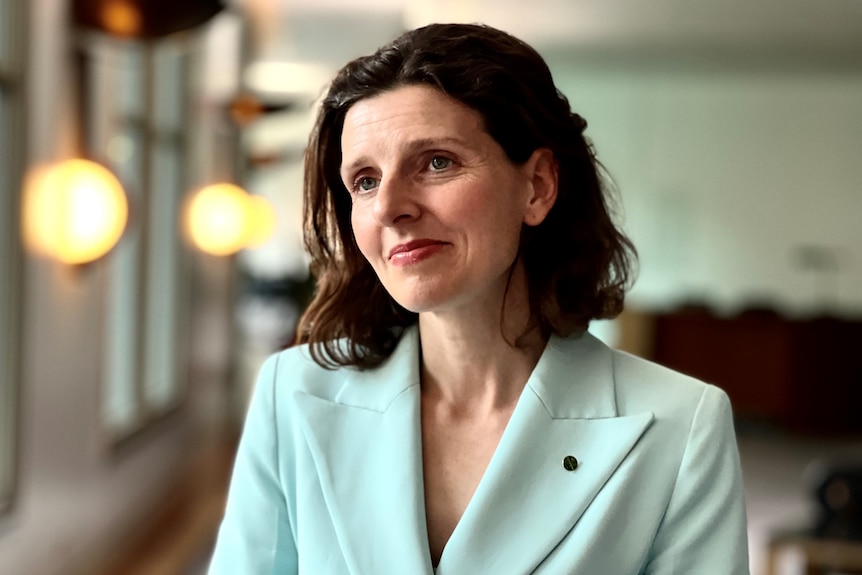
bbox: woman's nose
[372,177,420,226]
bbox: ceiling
[232,0,862,72]
[229,0,862,151]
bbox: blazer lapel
[294,328,434,575]
[436,332,655,574]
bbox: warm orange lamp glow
[22,159,129,265]
[186,183,276,256]
[101,0,142,36]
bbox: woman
[209,23,749,574]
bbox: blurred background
[0,1,861,574]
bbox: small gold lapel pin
[562,455,579,471]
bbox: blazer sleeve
[208,354,299,575]
[644,385,750,575]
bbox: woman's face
[340,84,554,315]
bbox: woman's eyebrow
[400,136,467,153]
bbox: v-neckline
[417,371,536,569]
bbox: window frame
[77,32,193,450]
[0,0,27,515]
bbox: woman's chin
[391,290,489,317]
[391,296,443,315]
[383,275,513,317]
[389,289,457,315]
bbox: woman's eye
[429,156,452,171]
[354,176,378,192]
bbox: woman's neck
[416,266,547,414]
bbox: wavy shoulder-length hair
[296,22,636,369]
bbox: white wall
[0,2,214,574]
[552,62,862,318]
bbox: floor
[95,429,236,575]
[109,425,862,575]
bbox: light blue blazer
[209,327,749,574]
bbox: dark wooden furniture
[650,309,862,433]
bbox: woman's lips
[388,239,448,266]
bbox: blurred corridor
[1,1,862,575]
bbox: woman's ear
[522,147,558,226]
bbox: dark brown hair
[297,23,636,369]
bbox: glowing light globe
[186,183,276,256]
[23,159,128,265]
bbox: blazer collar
[330,326,618,419]
[294,326,653,575]
[332,325,423,412]
[527,328,618,419]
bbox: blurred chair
[766,461,862,575]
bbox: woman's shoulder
[608,345,732,421]
[547,331,727,415]
[256,342,359,401]
[252,329,421,412]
